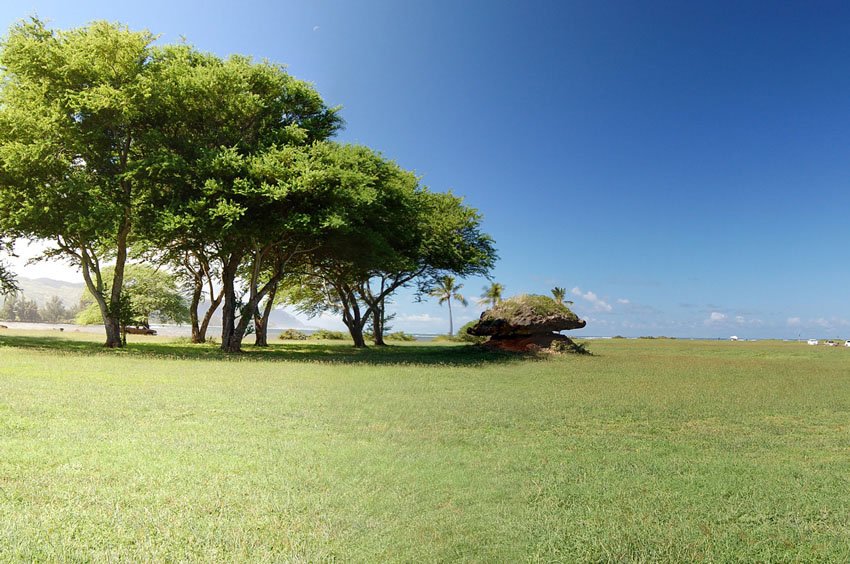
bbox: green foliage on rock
[482,294,582,324]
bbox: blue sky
[2,1,849,338]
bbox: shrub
[431,334,457,342]
[279,329,308,341]
[456,320,486,344]
[308,329,347,340]
[385,331,417,342]
[550,339,592,355]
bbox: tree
[40,296,69,323]
[551,287,572,306]
[281,151,496,348]
[139,46,342,352]
[141,245,223,344]
[0,19,162,347]
[280,143,423,347]
[15,294,40,322]
[430,275,468,336]
[180,250,222,344]
[0,238,17,296]
[1,293,41,322]
[479,282,504,308]
[0,263,15,296]
[0,293,18,320]
[77,264,188,341]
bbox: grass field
[1,330,848,561]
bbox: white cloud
[399,313,442,323]
[704,311,727,325]
[617,298,630,305]
[571,286,613,312]
[785,316,848,330]
[735,315,763,326]
[313,25,320,32]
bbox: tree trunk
[198,290,222,344]
[253,281,278,347]
[351,326,366,348]
[339,290,368,348]
[448,298,454,337]
[220,256,241,353]
[189,275,203,343]
[343,319,367,348]
[102,213,131,348]
[104,316,122,348]
[79,244,124,348]
[220,253,284,353]
[372,299,386,346]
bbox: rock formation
[467,294,586,352]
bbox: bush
[308,329,347,340]
[550,339,592,355]
[456,320,486,344]
[385,331,417,342]
[431,334,457,342]
[279,328,308,341]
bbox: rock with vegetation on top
[467,294,586,352]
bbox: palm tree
[478,282,504,308]
[430,275,468,336]
[551,286,572,306]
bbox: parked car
[826,340,837,347]
[807,339,819,346]
[845,340,850,348]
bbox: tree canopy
[0,18,497,351]
[0,18,161,346]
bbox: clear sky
[2,1,849,338]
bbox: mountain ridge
[10,276,306,328]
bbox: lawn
[0,331,848,561]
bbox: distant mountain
[14,276,85,307]
[196,301,306,328]
[11,275,307,328]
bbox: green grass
[1,331,849,561]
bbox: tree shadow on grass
[0,334,522,366]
